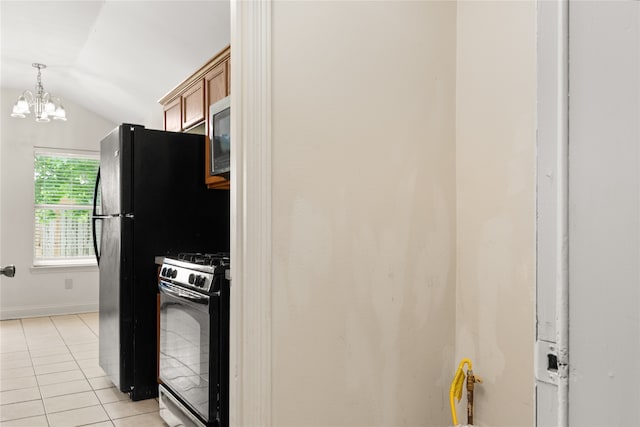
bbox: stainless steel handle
[1,265,16,277]
[92,168,101,217]
[159,281,209,304]
[92,168,101,265]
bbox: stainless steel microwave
[209,96,230,176]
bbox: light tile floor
[0,313,167,427]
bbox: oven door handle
[159,281,209,305]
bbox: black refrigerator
[92,124,229,401]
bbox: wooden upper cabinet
[205,62,227,108]
[163,97,182,132]
[227,59,231,96]
[182,81,205,130]
[159,45,231,189]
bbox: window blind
[34,150,100,266]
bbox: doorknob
[0,265,16,277]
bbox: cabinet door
[182,80,205,130]
[163,98,182,132]
[205,62,228,107]
[226,58,231,96]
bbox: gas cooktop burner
[172,252,230,267]
[161,252,230,293]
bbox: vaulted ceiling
[1,0,230,126]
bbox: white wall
[456,1,536,426]
[0,88,116,319]
[271,1,457,425]
[568,2,639,425]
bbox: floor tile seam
[0,366,35,378]
[36,317,87,387]
[51,313,98,342]
[21,316,62,341]
[76,315,99,341]
[31,356,76,367]
[17,318,53,426]
[35,318,101,406]
[31,316,90,421]
[0,412,48,425]
[3,319,49,423]
[41,397,101,416]
[104,405,160,421]
[35,365,82,378]
[0,386,41,407]
[0,399,46,423]
[44,403,110,426]
[78,313,100,338]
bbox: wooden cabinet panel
[182,81,205,129]
[226,58,231,95]
[207,177,230,190]
[159,45,230,189]
[205,62,227,108]
[163,98,182,132]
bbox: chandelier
[11,63,67,122]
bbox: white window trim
[33,147,100,268]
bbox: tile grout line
[0,317,50,426]
[22,316,45,425]
[2,314,162,426]
[47,314,106,425]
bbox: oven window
[159,289,212,421]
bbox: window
[34,149,100,267]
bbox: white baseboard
[0,303,99,320]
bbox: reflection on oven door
[160,293,211,422]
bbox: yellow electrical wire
[449,358,472,426]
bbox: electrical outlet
[64,278,73,290]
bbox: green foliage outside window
[34,152,100,263]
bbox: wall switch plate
[535,339,559,385]
[64,278,73,290]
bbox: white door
[536,1,640,425]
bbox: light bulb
[36,111,50,123]
[53,105,67,121]
[16,96,30,114]
[45,100,56,114]
[11,103,26,118]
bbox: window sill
[31,260,98,273]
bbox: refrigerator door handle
[93,168,101,217]
[92,217,101,265]
[92,168,101,265]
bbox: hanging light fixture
[11,63,67,122]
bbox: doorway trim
[229,1,272,425]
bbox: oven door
[159,281,218,424]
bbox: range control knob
[161,267,167,277]
[188,273,195,284]
[196,276,206,288]
[165,268,172,278]
[172,269,178,279]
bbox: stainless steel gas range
[158,253,230,427]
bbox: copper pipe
[466,370,476,425]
